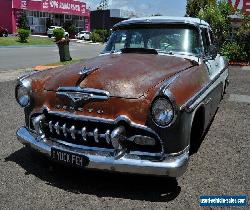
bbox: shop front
[0,0,90,34]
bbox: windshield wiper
[157,50,175,55]
[121,48,158,55]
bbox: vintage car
[16,17,229,177]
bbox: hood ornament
[77,66,99,86]
[79,66,99,75]
[57,87,110,107]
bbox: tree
[198,0,233,47]
[17,12,29,30]
[237,15,250,60]
[186,0,216,17]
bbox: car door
[201,27,224,124]
[201,27,219,78]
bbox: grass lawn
[43,59,85,66]
[0,36,55,46]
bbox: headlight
[151,98,174,127]
[15,84,30,107]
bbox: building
[0,0,90,34]
[228,0,250,39]
[228,0,250,15]
[90,9,132,31]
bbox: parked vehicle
[0,26,8,37]
[47,26,69,38]
[76,31,91,40]
[16,17,229,177]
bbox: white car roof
[115,16,209,28]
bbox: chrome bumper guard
[17,127,189,177]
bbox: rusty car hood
[44,54,193,98]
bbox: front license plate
[51,147,89,168]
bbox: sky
[83,0,187,17]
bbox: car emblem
[61,92,92,104]
[56,87,110,111]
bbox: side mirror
[208,45,218,59]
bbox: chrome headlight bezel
[151,90,178,128]
[15,80,31,108]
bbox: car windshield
[103,25,201,56]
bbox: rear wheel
[189,107,205,155]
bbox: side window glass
[209,30,215,45]
[201,28,210,55]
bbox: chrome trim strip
[17,127,189,177]
[52,138,114,153]
[167,145,190,157]
[57,87,110,98]
[181,66,229,112]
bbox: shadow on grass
[5,146,181,202]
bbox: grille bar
[47,121,111,145]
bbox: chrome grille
[46,120,112,146]
[40,113,162,153]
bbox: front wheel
[4,33,8,37]
[48,34,52,38]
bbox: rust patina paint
[28,55,210,125]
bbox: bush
[198,0,233,47]
[90,32,102,43]
[221,42,247,61]
[236,15,250,61]
[17,29,30,43]
[63,21,77,38]
[53,28,65,42]
[17,13,29,30]
[91,29,110,42]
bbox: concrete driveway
[0,66,249,209]
[0,42,103,70]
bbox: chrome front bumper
[16,127,189,177]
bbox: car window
[104,27,201,55]
[108,31,127,52]
[201,28,210,55]
[209,29,215,45]
[128,32,145,48]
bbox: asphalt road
[0,43,103,70]
[0,67,249,209]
